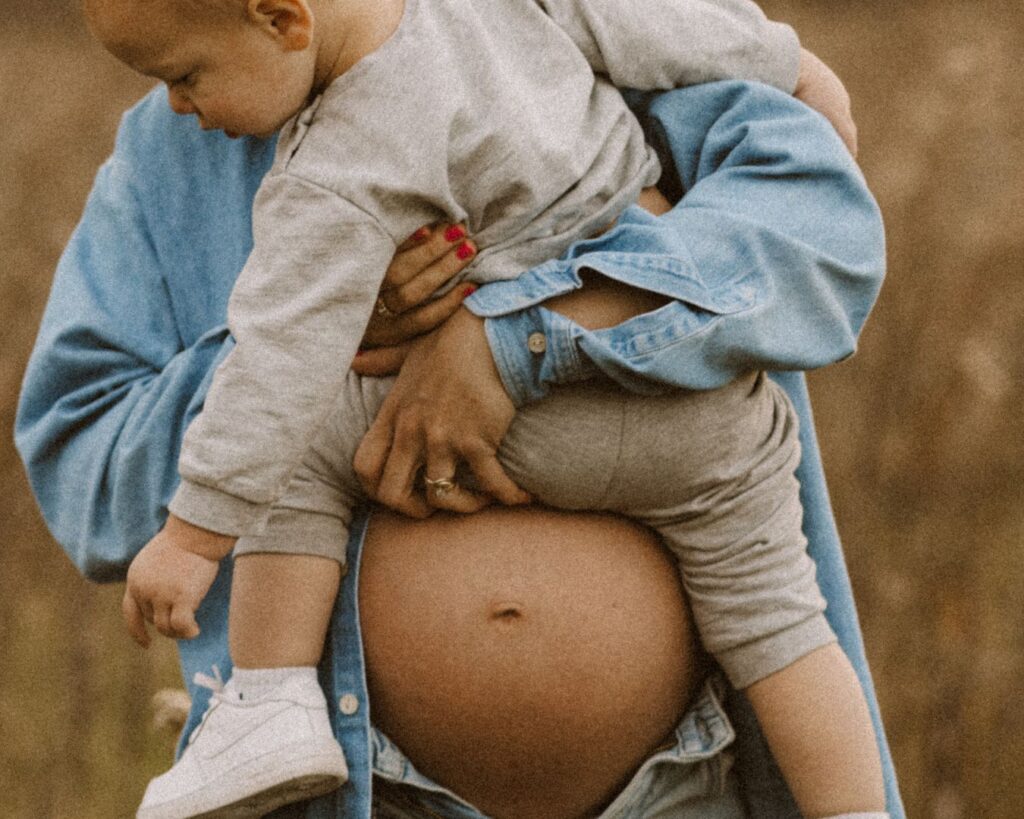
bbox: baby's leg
[229,371,394,670]
[499,376,885,817]
[138,373,393,817]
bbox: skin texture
[360,507,702,819]
[746,643,885,816]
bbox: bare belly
[360,506,700,819]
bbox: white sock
[229,666,318,700]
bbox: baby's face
[85,0,318,138]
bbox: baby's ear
[247,0,314,51]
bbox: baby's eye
[172,72,197,88]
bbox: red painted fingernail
[456,241,475,260]
[462,285,477,297]
[408,227,430,242]
[444,225,466,242]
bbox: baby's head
[83,0,323,137]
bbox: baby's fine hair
[82,0,248,20]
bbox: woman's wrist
[542,268,669,330]
[470,270,669,406]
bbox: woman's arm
[14,145,237,580]
[474,81,883,405]
[356,81,884,509]
[353,81,902,816]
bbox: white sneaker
[137,668,348,818]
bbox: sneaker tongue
[219,677,249,702]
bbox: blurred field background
[1,1,1021,816]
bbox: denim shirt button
[338,693,359,715]
[527,332,547,354]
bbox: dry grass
[1,2,1022,816]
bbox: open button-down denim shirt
[15,82,902,817]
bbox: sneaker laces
[193,664,226,696]
[186,665,234,746]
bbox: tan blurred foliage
[1,1,1022,817]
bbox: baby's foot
[137,668,347,818]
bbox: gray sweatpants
[236,372,833,689]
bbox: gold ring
[424,476,457,496]
[375,297,396,318]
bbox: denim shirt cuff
[477,306,598,407]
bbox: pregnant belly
[360,505,700,819]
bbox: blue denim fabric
[15,82,902,817]
[470,82,884,405]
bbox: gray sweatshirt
[170,0,800,534]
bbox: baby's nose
[166,86,197,116]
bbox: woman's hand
[355,223,478,376]
[794,48,858,157]
[353,267,671,518]
[353,308,531,517]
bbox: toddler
[83,0,885,816]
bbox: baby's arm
[169,175,396,537]
[747,645,886,817]
[124,216,477,643]
[539,0,856,152]
[538,0,800,91]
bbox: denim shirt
[15,82,902,816]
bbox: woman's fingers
[464,445,532,507]
[351,344,411,377]
[362,280,476,349]
[394,225,432,254]
[421,431,494,513]
[384,223,470,290]
[375,434,432,518]
[382,240,476,315]
[421,443,483,513]
[361,227,477,350]
[425,480,492,514]
[353,410,394,497]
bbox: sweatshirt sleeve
[536,0,800,92]
[169,173,395,535]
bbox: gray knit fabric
[172,0,799,536]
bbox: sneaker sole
[138,741,348,819]
[191,771,343,818]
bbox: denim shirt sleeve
[466,82,885,406]
[13,93,269,580]
[14,164,223,578]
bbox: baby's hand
[794,48,858,157]
[122,517,232,647]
